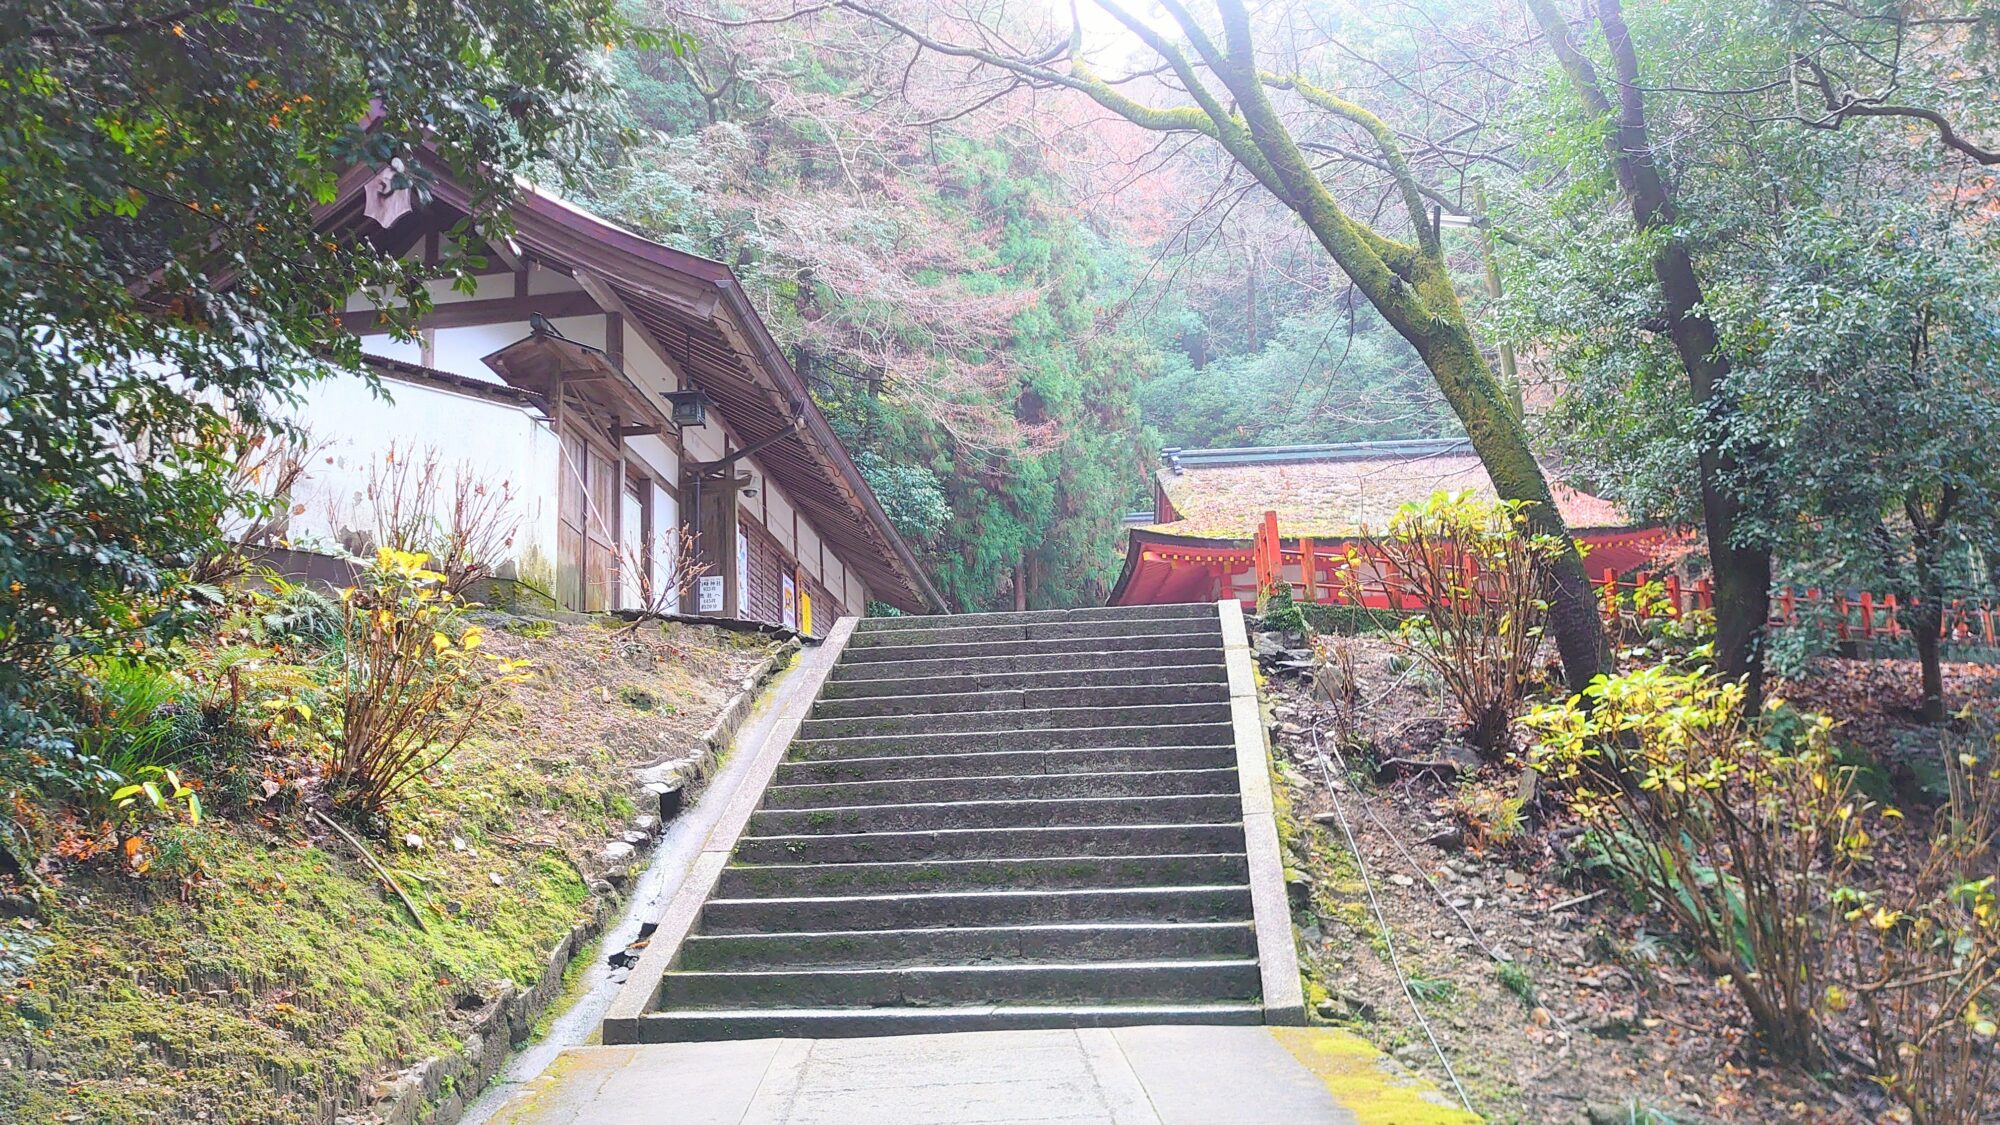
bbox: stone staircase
[606,602,1299,1042]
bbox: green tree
[579,22,1154,610]
[828,0,1612,688]
[1507,0,2000,710]
[0,1,633,825]
[1726,215,2000,721]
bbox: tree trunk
[1910,509,1951,723]
[1660,247,1773,707]
[1421,324,1611,691]
[1530,0,1771,701]
[1913,610,1946,724]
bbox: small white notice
[697,574,725,614]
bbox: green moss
[0,820,594,1123]
[0,618,758,1123]
[1270,1027,1481,1124]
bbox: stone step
[855,604,1216,633]
[619,1003,1264,1043]
[847,616,1220,651]
[732,823,1247,865]
[776,745,1239,785]
[837,631,1221,666]
[811,680,1229,720]
[697,885,1254,934]
[717,853,1250,898]
[748,794,1242,835]
[798,700,1233,741]
[762,768,1239,811]
[790,722,1235,761]
[828,646,1221,684]
[818,662,1228,701]
[657,959,1261,1010]
[677,922,1258,971]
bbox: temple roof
[317,156,944,613]
[1147,439,1633,539]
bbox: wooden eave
[317,158,944,614]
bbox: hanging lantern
[664,388,711,428]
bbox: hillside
[0,615,776,1124]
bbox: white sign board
[696,574,725,615]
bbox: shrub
[358,446,521,597]
[72,658,189,786]
[1349,492,1556,755]
[330,549,529,814]
[255,577,344,649]
[1833,733,2000,1125]
[1256,581,1309,633]
[1525,666,1864,1063]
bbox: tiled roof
[1148,439,1633,539]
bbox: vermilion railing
[1234,509,2000,645]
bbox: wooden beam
[571,268,697,391]
[613,424,662,439]
[337,288,601,333]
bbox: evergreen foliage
[0,0,634,825]
[576,32,1154,609]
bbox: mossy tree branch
[828,0,1610,687]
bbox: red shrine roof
[1144,439,1634,539]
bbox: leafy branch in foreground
[0,0,634,853]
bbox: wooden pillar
[1299,538,1318,604]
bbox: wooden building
[1109,440,1672,608]
[287,158,943,630]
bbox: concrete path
[486,1025,1476,1125]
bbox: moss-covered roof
[1147,441,1631,539]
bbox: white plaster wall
[765,487,797,555]
[285,371,561,589]
[626,434,679,488]
[797,521,823,583]
[681,419,725,463]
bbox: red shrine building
[1108,440,1673,608]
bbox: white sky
[1037,0,1173,74]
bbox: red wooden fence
[1245,509,2000,645]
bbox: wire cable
[1308,729,1476,1115]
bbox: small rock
[1503,869,1528,887]
[1421,824,1466,852]
[621,830,647,846]
[1588,1011,1640,1039]
[488,872,506,886]
[1330,990,1379,1021]
[451,836,467,852]
[1388,874,1415,888]
[1374,757,1461,783]
[404,833,424,849]
[602,841,635,863]
[633,815,659,833]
